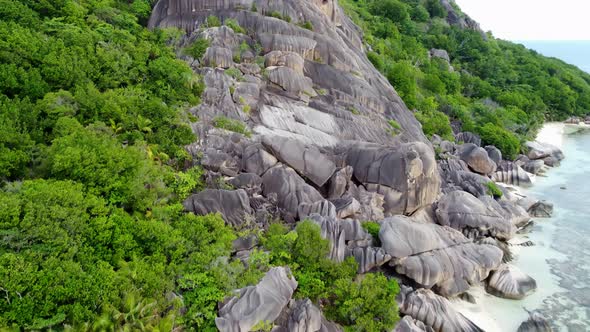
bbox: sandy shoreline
[451,122,570,332]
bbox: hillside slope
[0,0,576,330]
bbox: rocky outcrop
[216,267,297,332]
[399,287,484,332]
[262,164,324,222]
[242,143,278,176]
[486,264,537,300]
[528,201,554,218]
[525,141,564,162]
[274,299,343,332]
[484,145,502,165]
[394,316,434,332]
[522,160,545,175]
[517,312,553,332]
[380,216,502,296]
[346,142,440,216]
[492,162,533,186]
[309,214,389,273]
[435,191,515,240]
[183,189,253,227]
[455,132,481,146]
[262,136,336,187]
[459,143,497,175]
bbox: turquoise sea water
[518,41,590,73]
[524,130,590,330]
[461,129,590,331]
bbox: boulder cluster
[148,0,558,330]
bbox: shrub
[212,116,251,137]
[362,222,381,247]
[225,67,243,80]
[415,109,453,141]
[224,18,245,34]
[486,182,503,198]
[326,273,400,331]
[477,123,521,160]
[388,119,402,136]
[298,21,313,30]
[183,38,209,59]
[367,51,384,71]
[206,15,221,27]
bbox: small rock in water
[459,292,477,304]
[560,186,567,190]
[517,312,553,332]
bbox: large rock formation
[435,191,515,240]
[346,142,441,216]
[380,216,503,296]
[183,189,253,227]
[216,267,297,331]
[459,143,497,175]
[486,264,537,300]
[399,287,484,332]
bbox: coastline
[451,122,573,332]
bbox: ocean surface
[518,41,590,73]
[456,126,590,331]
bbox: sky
[453,0,590,41]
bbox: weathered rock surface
[346,142,440,216]
[484,145,502,165]
[149,0,430,149]
[227,173,263,195]
[486,264,537,300]
[441,170,490,198]
[393,316,434,332]
[525,141,564,161]
[346,246,391,274]
[459,143,497,174]
[455,132,481,146]
[528,200,554,218]
[435,191,515,240]
[242,143,278,176]
[262,136,336,187]
[517,312,553,332]
[523,160,545,175]
[273,299,343,332]
[399,288,484,332]
[262,164,324,222]
[492,162,533,186]
[183,189,253,227]
[380,216,502,296]
[216,267,297,332]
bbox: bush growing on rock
[325,273,401,331]
[212,116,251,137]
[184,38,210,59]
[478,123,521,160]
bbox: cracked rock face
[486,264,537,300]
[399,288,484,332]
[262,164,324,222]
[435,191,516,240]
[183,189,253,227]
[149,0,428,146]
[216,267,297,332]
[380,216,502,296]
[346,142,440,216]
[262,135,336,187]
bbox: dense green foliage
[341,0,590,158]
[0,0,244,330]
[260,221,401,330]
